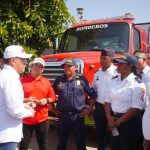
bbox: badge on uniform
[58,82,65,89]
[139,83,146,102]
[76,80,81,85]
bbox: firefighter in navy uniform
[53,59,97,150]
[104,54,146,150]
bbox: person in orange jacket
[19,57,56,150]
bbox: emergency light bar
[76,13,135,25]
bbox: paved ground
[17,126,110,150]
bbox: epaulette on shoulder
[112,75,118,79]
[135,76,143,83]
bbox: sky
[65,0,150,24]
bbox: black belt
[61,111,80,116]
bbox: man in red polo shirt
[19,57,56,150]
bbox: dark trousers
[137,111,144,150]
[19,120,49,150]
[147,142,150,150]
[94,102,107,150]
[110,114,141,150]
[57,113,86,150]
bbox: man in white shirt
[0,45,35,150]
[133,50,150,106]
[92,47,117,150]
[133,50,150,150]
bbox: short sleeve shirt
[20,73,55,125]
[105,73,145,113]
[53,74,97,112]
[92,64,117,104]
[143,104,150,140]
[142,65,150,106]
[142,66,150,140]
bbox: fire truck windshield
[58,22,130,53]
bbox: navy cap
[101,47,115,57]
[114,54,137,67]
[63,59,76,66]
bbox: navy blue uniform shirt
[53,74,97,112]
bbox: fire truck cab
[42,13,150,126]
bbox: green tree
[0,0,75,56]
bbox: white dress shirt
[105,73,145,113]
[143,104,150,140]
[92,64,117,104]
[141,65,150,105]
[142,65,150,140]
[0,65,33,143]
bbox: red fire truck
[42,13,150,125]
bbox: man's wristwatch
[46,98,50,104]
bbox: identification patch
[76,80,81,85]
[139,83,146,102]
[58,82,65,89]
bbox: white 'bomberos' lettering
[76,24,108,31]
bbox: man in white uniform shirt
[92,47,117,150]
[133,50,150,150]
[0,45,35,150]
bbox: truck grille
[42,65,64,83]
[42,59,84,84]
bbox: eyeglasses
[135,56,145,60]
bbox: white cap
[30,58,45,66]
[4,45,32,59]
